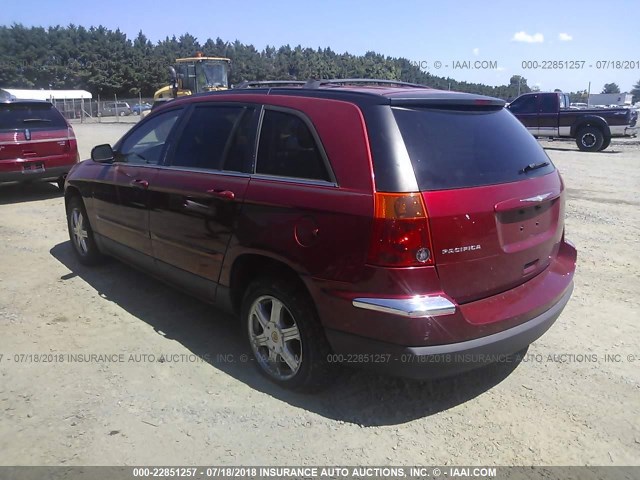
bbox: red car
[64,79,577,391]
[0,99,79,189]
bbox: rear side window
[0,103,67,130]
[393,106,555,190]
[171,105,252,172]
[256,109,330,182]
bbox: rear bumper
[314,240,576,346]
[609,125,638,137]
[0,165,70,183]
[326,282,573,379]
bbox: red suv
[0,100,79,189]
[64,79,577,390]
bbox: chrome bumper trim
[352,295,456,318]
[609,125,638,136]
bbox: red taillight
[367,192,434,267]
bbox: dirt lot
[0,124,638,466]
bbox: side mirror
[168,66,179,98]
[91,144,114,163]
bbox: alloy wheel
[248,295,302,380]
[71,208,89,255]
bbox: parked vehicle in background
[0,99,79,189]
[98,101,132,117]
[64,79,577,391]
[132,102,152,115]
[508,92,638,152]
[586,93,633,107]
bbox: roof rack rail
[235,80,306,89]
[303,78,429,89]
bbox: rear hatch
[393,103,563,304]
[0,102,73,163]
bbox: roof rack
[303,78,429,89]
[234,79,431,90]
[235,80,306,89]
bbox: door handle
[206,189,235,200]
[130,179,149,189]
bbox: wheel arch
[64,185,82,211]
[227,253,313,316]
[571,115,610,138]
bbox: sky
[5,0,639,93]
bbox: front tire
[241,277,334,391]
[576,126,604,152]
[66,196,103,265]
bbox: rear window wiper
[519,161,550,174]
[22,118,52,123]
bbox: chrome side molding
[352,295,456,318]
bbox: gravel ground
[0,125,638,466]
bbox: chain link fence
[54,95,154,124]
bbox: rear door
[235,103,374,297]
[148,103,257,297]
[393,105,562,304]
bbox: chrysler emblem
[521,192,552,202]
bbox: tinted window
[393,106,555,190]
[171,106,251,171]
[509,95,537,114]
[559,95,568,109]
[256,110,330,181]
[0,103,67,130]
[539,94,557,113]
[117,110,181,165]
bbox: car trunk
[0,129,72,162]
[423,175,564,304]
[391,101,563,304]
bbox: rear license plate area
[22,163,45,174]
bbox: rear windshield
[393,106,555,190]
[0,103,67,130]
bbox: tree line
[1,24,638,103]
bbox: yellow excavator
[152,52,231,109]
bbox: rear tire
[241,276,334,391]
[575,126,604,152]
[56,176,66,191]
[66,196,103,266]
[599,136,611,151]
